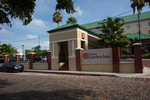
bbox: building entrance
[58,42,69,70]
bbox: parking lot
[0,72,150,100]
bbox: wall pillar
[48,51,51,70]
[75,48,83,71]
[133,43,143,73]
[112,47,120,72]
[15,54,20,63]
[29,52,35,69]
[4,55,9,64]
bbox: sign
[82,48,112,63]
[82,33,85,39]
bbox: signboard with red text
[82,48,112,63]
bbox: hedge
[120,54,150,59]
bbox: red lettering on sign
[83,53,88,59]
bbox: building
[82,11,150,36]
[47,11,150,71]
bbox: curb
[23,70,118,77]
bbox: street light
[22,43,24,61]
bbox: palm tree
[95,17,128,48]
[130,0,145,43]
[52,11,63,27]
[66,17,78,24]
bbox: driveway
[0,72,150,100]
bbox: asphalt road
[0,72,150,100]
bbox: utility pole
[38,36,40,46]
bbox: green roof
[81,11,150,30]
[47,23,99,36]
[47,11,150,34]
[125,33,150,40]
[120,11,150,23]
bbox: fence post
[47,51,51,70]
[4,55,9,64]
[15,54,20,63]
[112,47,120,72]
[133,43,143,73]
[75,48,83,71]
[29,52,35,69]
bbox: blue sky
[0,0,150,53]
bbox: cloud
[27,18,49,29]
[74,7,83,16]
[40,41,49,49]
[0,28,15,35]
[26,34,38,39]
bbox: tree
[25,49,33,58]
[53,11,63,27]
[0,0,76,27]
[32,45,41,56]
[130,0,150,42]
[0,43,18,56]
[95,17,129,48]
[66,17,78,24]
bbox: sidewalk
[24,68,150,79]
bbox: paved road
[0,72,150,100]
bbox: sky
[0,0,150,53]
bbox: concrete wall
[81,62,135,73]
[22,63,29,69]
[33,63,48,70]
[119,62,135,73]
[81,63,113,72]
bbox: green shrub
[121,54,150,59]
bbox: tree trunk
[58,23,59,27]
[138,9,141,43]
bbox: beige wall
[50,28,78,42]
[22,63,29,69]
[95,19,150,35]
[33,63,48,70]
[69,58,76,71]
[51,58,59,70]
[82,63,113,72]
[123,19,150,35]
[119,63,135,73]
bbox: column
[112,47,120,72]
[133,43,143,73]
[75,48,83,71]
[15,54,20,63]
[29,52,35,69]
[4,55,9,64]
[48,51,51,70]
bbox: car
[0,62,24,72]
[9,56,15,62]
[35,57,42,62]
[0,58,4,63]
[42,57,47,62]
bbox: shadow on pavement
[0,89,103,100]
[0,79,12,88]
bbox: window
[101,30,105,34]
[137,31,142,34]
[149,30,150,35]
[126,25,130,30]
[136,24,141,28]
[145,44,150,53]
[94,30,98,33]
[148,22,150,27]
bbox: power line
[112,10,133,18]
[1,35,49,43]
